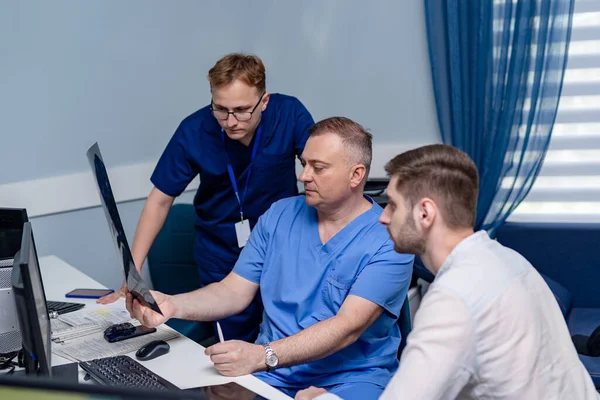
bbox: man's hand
[126,291,175,328]
[295,387,328,400]
[97,280,127,304]
[204,340,265,377]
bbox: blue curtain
[424,0,574,235]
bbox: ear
[416,198,437,229]
[261,92,271,112]
[349,164,367,189]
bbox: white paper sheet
[52,326,180,362]
[51,307,138,343]
[57,308,132,327]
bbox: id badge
[235,219,251,248]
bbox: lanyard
[221,125,262,221]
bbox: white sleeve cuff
[315,393,343,400]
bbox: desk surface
[40,255,290,400]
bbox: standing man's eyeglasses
[211,92,265,122]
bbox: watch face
[266,354,279,367]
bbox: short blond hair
[207,53,266,92]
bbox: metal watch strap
[263,342,277,371]
[263,342,274,354]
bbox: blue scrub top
[233,196,415,389]
[151,94,314,270]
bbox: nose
[226,113,238,128]
[299,165,311,183]
[379,205,391,226]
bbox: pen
[216,321,225,343]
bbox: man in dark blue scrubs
[99,53,314,342]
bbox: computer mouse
[135,340,170,361]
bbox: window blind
[508,0,600,223]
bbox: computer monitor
[11,222,52,376]
[0,207,29,354]
[0,374,211,400]
[86,142,162,315]
[0,207,28,261]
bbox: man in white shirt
[297,144,598,399]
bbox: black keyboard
[79,355,179,391]
[47,300,85,315]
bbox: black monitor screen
[0,208,28,260]
[11,222,52,375]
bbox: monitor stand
[13,363,79,383]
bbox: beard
[392,213,426,255]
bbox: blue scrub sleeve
[292,99,314,158]
[232,207,272,284]
[349,242,414,319]
[150,125,197,197]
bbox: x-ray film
[86,142,163,315]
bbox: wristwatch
[262,342,279,371]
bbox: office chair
[413,256,435,283]
[147,204,213,344]
[397,295,412,359]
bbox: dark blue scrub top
[151,93,314,271]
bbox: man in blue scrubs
[99,53,314,343]
[127,117,414,400]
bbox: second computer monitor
[11,222,52,376]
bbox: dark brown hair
[207,53,266,92]
[309,117,373,176]
[385,144,479,229]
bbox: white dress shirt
[378,231,599,400]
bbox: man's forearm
[269,315,363,368]
[131,189,174,271]
[172,279,255,322]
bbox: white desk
[40,255,291,400]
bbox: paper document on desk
[58,308,131,327]
[51,319,72,332]
[51,308,135,343]
[52,326,180,362]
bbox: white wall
[0,0,440,289]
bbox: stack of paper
[51,308,135,343]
